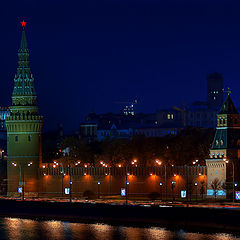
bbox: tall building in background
[5,21,43,196]
[207,73,224,110]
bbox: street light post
[97,181,101,199]
[224,159,235,202]
[126,179,129,205]
[69,165,72,203]
[194,182,198,201]
[159,182,163,200]
[12,161,32,201]
[232,162,235,203]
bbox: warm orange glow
[149,173,153,176]
[84,173,87,176]
[118,164,122,167]
[127,173,130,176]
[53,165,56,168]
[42,165,46,168]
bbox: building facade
[206,95,240,198]
[5,23,43,196]
[207,72,224,110]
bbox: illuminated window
[171,114,174,119]
[167,114,171,119]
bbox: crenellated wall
[28,166,208,199]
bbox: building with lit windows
[207,72,224,110]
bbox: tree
[211,178,221,201]
[200,180,205,200]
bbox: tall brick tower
[6,21,43,196]
[206,94,240,198]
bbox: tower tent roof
[219,95,238,114]
[19,30,28,51]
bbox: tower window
[28,135,31,141]
[15,136,18,142]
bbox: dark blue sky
[1,0,240,132]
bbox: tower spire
[19,20,28,51]
[12,21,36,102]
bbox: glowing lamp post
[224,158,235,202]
[97,181,101,199]
[194,182,198,201]
[126,181,130,205]
[159,182,163,200]
[12,161,33,201]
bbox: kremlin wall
[4,23,239,200]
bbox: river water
[0,217,239,240]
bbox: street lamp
[12,161,32,200]
[66,164,73,203]
[97,181,101,199]
[224,158,235,202]
[171,181,176,201]
[159,182,163,200]
[194,182,198,201]
[126,181,130,205]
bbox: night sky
[1,0,240,132]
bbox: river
[0,217,239,240]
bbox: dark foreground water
[0,217,239,240]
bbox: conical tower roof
[219,95,238,114]
[19,29,28,51]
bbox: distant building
[97,123,135,141]
[136,123,179,138]
[186,101,217,128]
[121,99,138,116]
[0,107,10,157]
[207,72,224,110]
[80,122,97,143]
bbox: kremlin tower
[5,21,43,196]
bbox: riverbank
[0,199,239,233]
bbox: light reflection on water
[0,218,239,240]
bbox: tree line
[43,127,215,167]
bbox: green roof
[19,30,28,51]
[219,95,238,114]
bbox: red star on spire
[21,20,27,28]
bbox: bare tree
[200,181,205,200]
[211,178,221,201]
